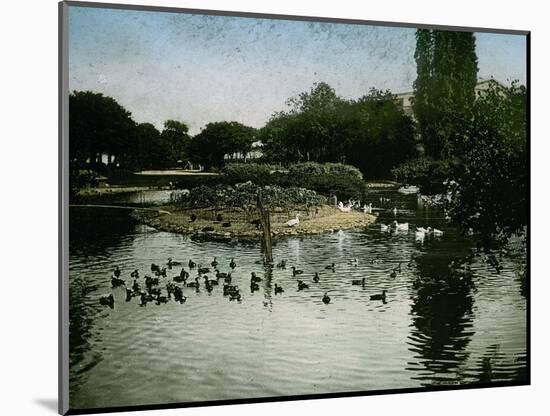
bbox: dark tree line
[259,83,418,178]
[69,91,256,172]
[70,85,417,178]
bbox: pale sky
[68,6,527,135]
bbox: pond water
[68,189,527,410]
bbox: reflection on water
[68,190,527,409]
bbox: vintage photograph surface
[64,2,528,412]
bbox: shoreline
[131,205,377,239]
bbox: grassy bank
[131,205,376,239]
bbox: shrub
[171,182,327,210]
[287,162,363,180]
[222,163,279,185]
[220,162,365,200]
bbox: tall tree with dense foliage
[447,81,527,249]
[412,29,478,159]
[69,91,136,167]
[188,121,256,169]
[128,123,162,170]
[160,120,191,167]
[345,89,417,177]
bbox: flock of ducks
[334,199,445,241]
[99,195,447,310]
[99,256,394,309]
[337,200,373,214]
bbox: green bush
[172,182,327,210]
[220,162,365,200]
[287,162,363,179]
[222,163,279,185]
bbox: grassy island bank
[131,205,376,239]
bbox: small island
[131,204,376,239]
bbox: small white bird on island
[363,203,373,214]
[380,223,389,232]
[286,214,300,227]
[338,201,352,213]
[392,207,397,216]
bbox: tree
[447,81,527,249]
[412,30,478,159]
[260,84,417,177]
[69,91,136,168]
[127,123,162,170]
[345,89,417,178]
[188,121,256,169]
[160,120,191,167]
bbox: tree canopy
[69,91,136,167]
[447,81,527,249]
[187,121,256,169]
[412,29,478,159]
[159,120,191,168]
[260,83,417,178]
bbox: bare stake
[257,189,273,264]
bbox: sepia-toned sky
[69,6,527,135]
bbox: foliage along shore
[130,205,376,240]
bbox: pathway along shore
[131,205,377,239]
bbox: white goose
[392,220,409,231]
[380,223,389,232]
[431,228,444,237]
[415,227,428,240]
[338,201,352,213]
[286,214,300,227]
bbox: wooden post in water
[257,189,273,263]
